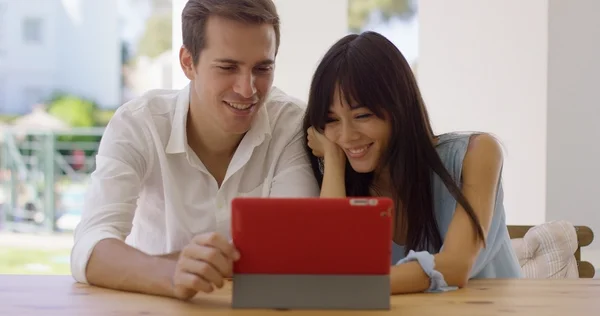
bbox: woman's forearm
[390,252,470,294]
[320,151,347,198]
[390,261,431,294]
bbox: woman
[303,31,522,294]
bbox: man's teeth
[226,101,253,110]
[348,145,370,154]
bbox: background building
[0,0,120,114]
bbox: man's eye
[218,66,235,71]
[256,67,272,72]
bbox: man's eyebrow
[213,58,274,66]
[256,59,275,66]
[214,58,240,64]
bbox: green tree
[46,94,103,158]
[348,0,416,32]
[137,13,173,59]
[47,95,96,128]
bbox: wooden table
[1,275,599,315]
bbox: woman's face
[323,88,391,173]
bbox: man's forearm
[157,251,181,260]
[85,239,178,298]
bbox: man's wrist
[153,255,178,298]
[156,251,181,261]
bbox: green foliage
[0,114,18,123]
[94,110,115,126]
[47,94,96,128]
[46,93,102,145]
[137,13,173,59]
[348,0,416,32]
[0,247,71,275]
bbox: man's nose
[233,72,257,99]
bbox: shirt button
[216,197,225,209]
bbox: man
[70,0,319,301]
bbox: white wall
[545,1,600,232]
[171,0,349,103]
[418,0,600,260]
[418,0,549,226]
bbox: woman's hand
[307,126,347,198]
[307,126,343,159]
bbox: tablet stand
[232,273,391,310]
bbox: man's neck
[186,110,242,160]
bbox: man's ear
[179,45,195,80]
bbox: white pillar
[171,0,186,90]
[418,0,600,243]
[171,0,348,102]
[271,0,348,102]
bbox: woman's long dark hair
[302,31,485,254]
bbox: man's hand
[171,232,240,300]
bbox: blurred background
[1,0,599,278]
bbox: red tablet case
[231,197,393,275]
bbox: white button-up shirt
[71,85,320,283]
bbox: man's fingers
[179,257,226,289]
[182,243,232,276]
[194,233,240,261]
[174,271,213,294]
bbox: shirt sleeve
[267,113,320,198]
[70,106,152,284]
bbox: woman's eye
[325,117,337,123]
[356,113,372,119]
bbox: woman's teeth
[346,144,372,158]
[348,146,369,154]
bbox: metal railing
[0,127,105,233]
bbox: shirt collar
[165,84,191,154]
[165,84,272,154]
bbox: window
[22,17,43,44]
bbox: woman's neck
[371,167,393,197]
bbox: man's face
[181,15,276,136]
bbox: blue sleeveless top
[391,133,523,279]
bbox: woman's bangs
[336,51,386,118]
[308,59,340,132]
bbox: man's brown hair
[182,0,280,65]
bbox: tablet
[231,197,393,275]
